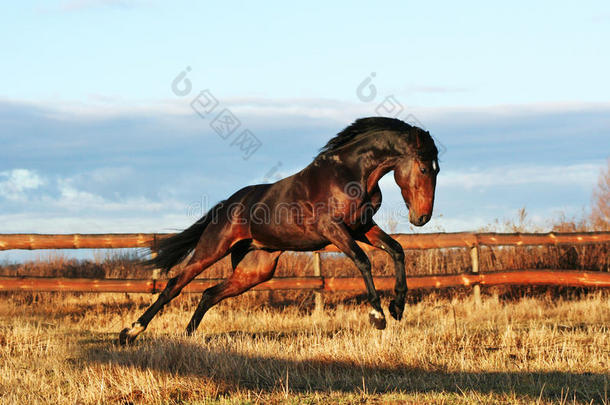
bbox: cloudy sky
[1,1,609,260]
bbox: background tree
[591,158,609,230]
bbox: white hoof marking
[128,322,145,337]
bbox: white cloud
[402,85,469,95]
[377,162,604,194]
[59,0,143,11]
[1,168,185,219]
[47,178,182,213]
[0,171,196,234]
[85,167,135,184]
[0,169,45,200]
[1,99,606,238]
[5,96,610,130]
[0,212,190,234]
[437,163,603,190]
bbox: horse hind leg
[118,224,240,345]
[185,249,281,336]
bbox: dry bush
[591,158,610,231]
[0,250,147,279]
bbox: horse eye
[420,166,427,174]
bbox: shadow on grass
[82,333,608,403]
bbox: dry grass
[1,213,608,403]
[0,291,608,404]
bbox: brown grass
[1,213,609,403]
[0,291,609,404]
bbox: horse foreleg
[359,224,407,321]
[185,250,281,335]
[319,220,386,329]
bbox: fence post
[470,245,482,306]
[150,236,160,295]
[313,252,324,315]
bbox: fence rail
[1,231,609,251]
[0,232,608,301]
[1,270,609,294]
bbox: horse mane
[317,117,438,160]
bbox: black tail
[145,201,225,273]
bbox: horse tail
[145,200,226,273]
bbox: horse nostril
[418,215,429,224]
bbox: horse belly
[250,221,328,251]
[251,234,329,251]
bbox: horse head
[393,129,439,226]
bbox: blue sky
[1,1,609,261]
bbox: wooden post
[313,252,324,315]
[150,246,160,295]
[470,245,482,306]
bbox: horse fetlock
[389,299,405,321]
[118,322,145,345]
[368,309,387,330]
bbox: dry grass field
[1,211,608,403]
[0,290,608,404]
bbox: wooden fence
[0,232,609,306]
[1,231,608,251]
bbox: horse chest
[346,188,382,226]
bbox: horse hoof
[118,328,135,345]
[389,299,404,321]
[369,310,387,330]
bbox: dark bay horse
[119,117,439,344]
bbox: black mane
[318,117,438,160]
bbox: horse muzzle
[409,212,431,227]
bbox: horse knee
[386,241,405,263]
[391,248,405,264]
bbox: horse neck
[338,138,403,193]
